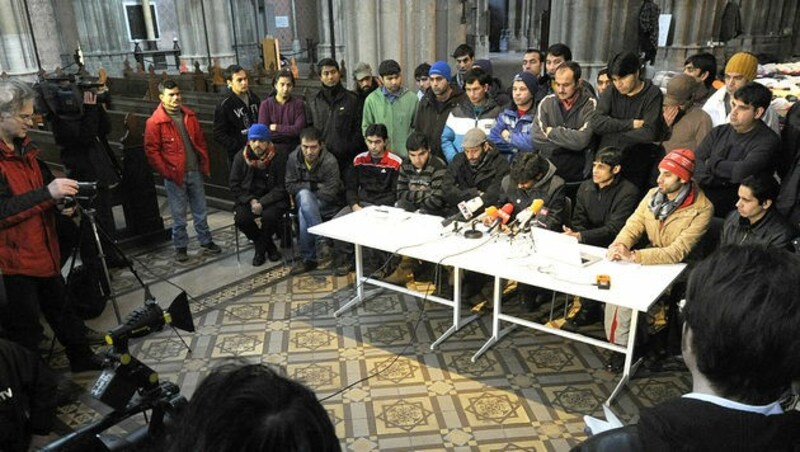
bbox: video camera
[34,74,110,119]
[42,293,195,451]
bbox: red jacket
[144,104,210,186]
[0,137,61,277]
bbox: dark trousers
[0,274,92,361]
[234,203,285,254]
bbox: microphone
[464,205,499,239]
[441,196,484,227]
[517,198,545,231]
[487,203,514,233]
[531,206,550,229]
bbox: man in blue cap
[229,124,290,266]
[413,60,465,162]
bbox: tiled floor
[48,204,692,451]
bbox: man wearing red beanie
[603,148,713,371]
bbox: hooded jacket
[489,105,535,160]
[285,145,342,207]
[720,208,797,251]
[502,159,566,231]
[443,144,510,210]
[212,88,260,160]
[0,138,61,277]
[144,104,210,186]
[441,97,504,163]
[414,86,465,162]
[533,84,597,182]
[613,184,714,265]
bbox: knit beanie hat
[473,59,493,76]
[513,72,538,97]
[659,148,695,182]
[429,61,452,82]
[725,53,758,82]
[248,124,271,142]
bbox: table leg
[334,244,367,317]
[431,266,478,349]
[471,276,504,362]
[605,309,643,406]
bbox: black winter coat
[213,89,261,161]
[229,146,289,210]
[572,177,641,246]
[443,145,509,212]
[308,84,364,165]
[720,209,797,251]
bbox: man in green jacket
[362,59,418,158]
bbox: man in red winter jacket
[145,79,222,262]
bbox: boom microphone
[441,196,484,227]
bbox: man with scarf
[604,148,713,371]
[230,124,289,266]
[308,58,363,185]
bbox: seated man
[285,127,343,274]
[606,149,713,371]
[575,246,800,451]
[396,132,448,216]
[442,128,510,213]
[168,363,340,451]
[230,124,289,266]
[720,174,797,250]
[694,82,780,218]
[561,147,639,328]
[332,123,402,276]
[503,152,566,232]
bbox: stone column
[0,0,38,77]
[71,0,131,73]
[175,0,235,68]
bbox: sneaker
[175,247,189,262]
[381,266,410,285]
[290,260,318,275]
[201,242,222,255]
[267,248,282,262]
[252,252,267,267]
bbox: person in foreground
[168,363,340,452]
[573,245,800,451]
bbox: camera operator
[0,79,103,373]
[47,86,122,269]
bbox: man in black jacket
[442,128,509,212]
[308,58,363,184]
[213,65,260,163]
[285,127,342,274]
[230,124,289,266]
[694,82,780,218]
[413,61,465,162]
[561,147,639,327]
[720,174,797,250]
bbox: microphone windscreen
[531,198,545,214]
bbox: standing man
[144,79,222,262]
[694,82,779,218]
[521,48,544,78]
[414,61,465,162]
[533,61,597,187]
[441,70,504,163]
[213,64,260,163]
[489,72,538,161]
[703,52,780,135]
[595,69,611,96]
[592,52,666,195]
[361,59,418,158]
[352,62,380,110]
[413,62,431,101]
[229,124,289,266]
[308,58,363,183]
[452,44,475,89]
[605,149,713,371]
[285,127,342,274]
[683,52,718,106]
[720,174,797,250]
[0,80,101,372]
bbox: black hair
[299,126,323,143]
[524,48,545,61]
[597,68,608,79]
[684,52,717,88]
[405,131,429,152]
[683,245,800,405]
[452,44,474,59]
[594,147,623,168]
[464,68,491,86]
[157,79,179,94]
[546,43,572,61]
[607,52,641,78]
[509,153,549,184]
[733,82,772,111]
[414,63,431,80]
[740,174,779,204]
[168,363,340,452]
[225,64,246,81]
[317,58,339,71]
[364,123,388,140]
[555,61,582,83]
[273,69,295,87]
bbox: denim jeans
[296,189,327,262]
[164,171,212,249]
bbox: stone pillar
[71,0,131,73]
[0,0,38,77]
[175,0,235,68]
